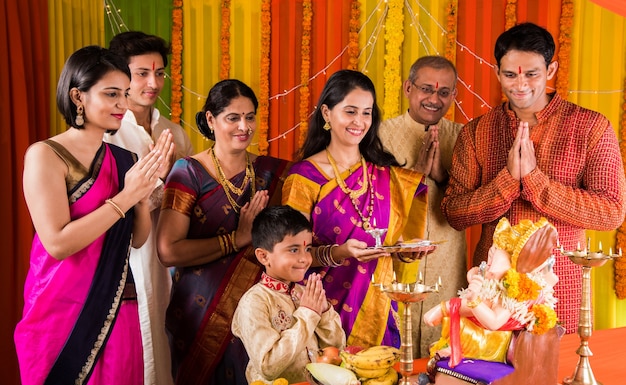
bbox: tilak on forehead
[435,81,438,89]
[152,61,155,71]
[518,66,522,74]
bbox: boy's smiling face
[255,230,313,283]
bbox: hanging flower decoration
[382,0,404,120]
[220,0,231,80]
[504,0,517,31]
[616,77,626,299]
[556,0,573,99]
[257,0,271,155]
[298,0,313,149]
[347,0,361,70]
[444,0,457,122]
[170,0,183,124]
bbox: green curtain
[104,0,174,116]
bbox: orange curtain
[0,0,49,384]
[266,0,351,160]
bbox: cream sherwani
[104,109,193,385]
[379,111,467,357]
[232,277,346,384]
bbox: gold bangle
[231,231,239,252]
[466,296,482,309]
[105,199,125,219]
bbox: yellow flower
[530,304,558,335]
[502,269,541,302]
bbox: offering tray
[366,240,439,254]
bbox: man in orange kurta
[441,22,626,334]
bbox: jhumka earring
[323,121,331,131]
[75,105,84,126]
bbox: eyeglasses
[411,81,455,99]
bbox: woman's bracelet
[466,296,482,308]
[316,244,342,267]
[105,199,125,219]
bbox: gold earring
[75,105,84,126]
[323,121,331,131]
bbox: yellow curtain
[48,0,105,136]
[180,0,262,154]
[569,0,626,329]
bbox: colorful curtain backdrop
[48,0,105,135]
[0,0,50,384]
[568,0,626,329]
[5,2,626,384]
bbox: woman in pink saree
[282,70,431,349]
[14,46,171,385]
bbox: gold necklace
[209,146,256,213]
[326,149,367,199]
[326,149,375,230]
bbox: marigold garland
[556,0,573,99]
[444,0,457,122]
[502,269,541,302]
[529,303,558,335]
[616,76,626,299]
[170,0,183,124]
[382,0,404,120]
[504,0,517,31]
[297,0,313,149]
[257,0,271,155]
[220,0,231,80]
[347,0,361,70]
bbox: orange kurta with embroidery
[441,93,626,333]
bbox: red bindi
[518,66,522,74]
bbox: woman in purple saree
[15,46,168,385]
[157,80,290,385]
[282,70,431,349]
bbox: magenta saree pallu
[283,160,426,348]
[15,143,136,385]
[164,155,290,385]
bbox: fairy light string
[104,2,623,143]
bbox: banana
[340,346,399,371]
[361,367,398,385]
[355,345,400,358]
[351,365,390,379]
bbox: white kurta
[379,112,468,357]
[104,109,193,385]
[232,281,346,384]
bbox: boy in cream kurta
[232,206,345,384]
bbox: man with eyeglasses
[379,55,467,358]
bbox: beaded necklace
[326,149,375,230]
[209,146,256,213]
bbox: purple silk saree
[162,155,290,385]
[15,142,141,385]
[282,160,427,348]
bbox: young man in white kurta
[105,31,194,385]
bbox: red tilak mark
[152,61,155,71]
[518,66,522,74]
[435,82,438,89]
